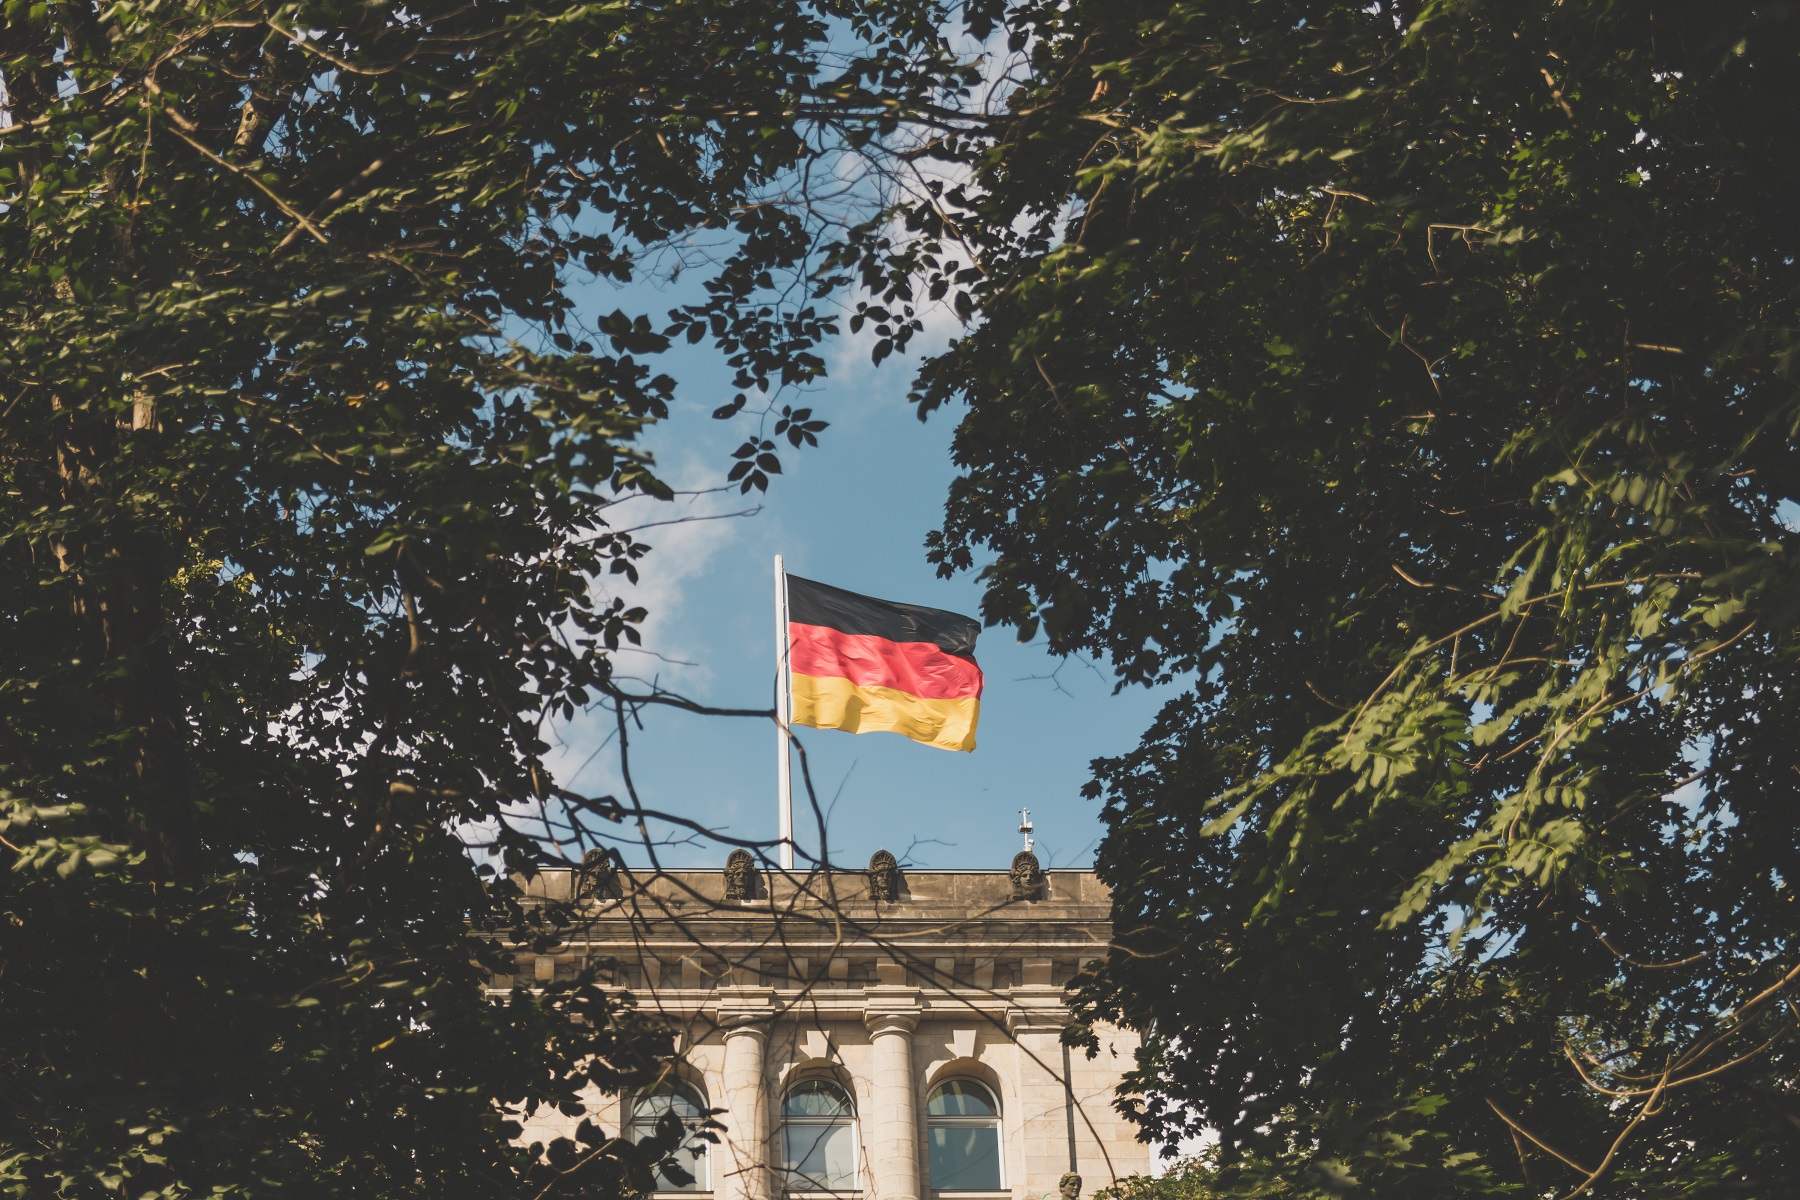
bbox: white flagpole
[774,555,795,870]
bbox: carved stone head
[867,849,900,902]
[1058,1173,1082,1200]
[577,848,621,901]
[724,848,758,901]
[1010,850,1043,900]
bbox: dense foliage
[0,1,960,1195]
[1095,1157,1239,1200]
[868,0,1800,1194]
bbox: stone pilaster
[1007,986,1074,1200]
[863,985,924,1200]
[718,988,777,1200]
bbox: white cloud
[537,442,775,818]
[592,449,761,695]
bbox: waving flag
[785,573,983,752]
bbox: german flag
[786,574,983,752]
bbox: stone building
[507,851,1146,1200]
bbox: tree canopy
[868,0,1800,1194]
[0,0,964,1195]
[11,0,1800,1194]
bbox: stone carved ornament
[1058,1173,1082,1200]
[576,848,622,901]
[867,849,900,902]
[724,848,759,900]
[1010,850,1044,900]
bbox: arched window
[781,1078,858,1192]
[630,1081,711,1192]
[925,1080,1003,1191]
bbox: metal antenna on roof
[1018,807,1035,854]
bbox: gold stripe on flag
[790,673,979,752]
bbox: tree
[864,0,1800,1194]
[0,1,963,1195]
[1095,1156,1254,1200]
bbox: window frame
[924,1078,1006,1194]
[780,1077,861,1195]
[629,1079,713,1194]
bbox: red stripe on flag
[789,622,984,701]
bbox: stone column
[719,988,776,1200]
[863,985,924,1200]
[1007,984,1074,1200]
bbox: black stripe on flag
[786,574,980,661]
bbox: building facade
[508,853,1146,1200]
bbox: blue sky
[545,287,1180,873]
